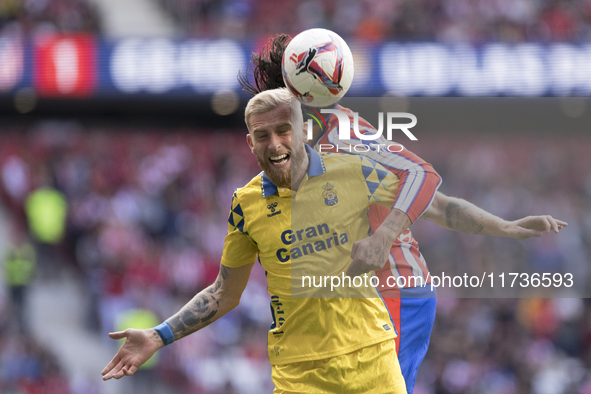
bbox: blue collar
[305,144,326,177]
[261,172,278,197]
[260,144,326,197]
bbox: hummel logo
[267,202,282,218]
[274,346,283,356]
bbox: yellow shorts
[272,340,406,394]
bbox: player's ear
[246,133,254,152]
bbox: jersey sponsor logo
[383,324,391,331]
[276,223,350,261]
[267,202,282,218]
[322,182,338,206]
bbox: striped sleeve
[323,108,442,223]
[373,141,441,222]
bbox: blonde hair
[244,88,300,131]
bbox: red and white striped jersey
[311,105,442,294]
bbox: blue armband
[153,322,174,346]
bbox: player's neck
[289,150,309,192]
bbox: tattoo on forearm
[168,268,228,340]
[360,210,410,269]
[372,243,385,266]
[445,202,486,234]
[382,210,411,236]
[206,274,222,299]
[373,244,382,255]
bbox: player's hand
[346,231,391,277]
[101,328,163,380]
[506,215,568,240]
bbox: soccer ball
[282,28,354,108]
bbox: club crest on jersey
[267,202,282,218]
[322,183,338,206]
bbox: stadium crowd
[158,0,591,43]
[0,0,590,393]
[0,0,101,35]
[1,124,590,393]
[2,0,587,43]
[0,0,591,44]
[407,134,591,394]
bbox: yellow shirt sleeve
[220,191,259,268]
[360,156,400,208]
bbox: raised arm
[347,208,411,277]
[421,192,567,239]
[101,262,253,380]
[346,156,415,276]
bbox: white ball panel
[282,28,355,107]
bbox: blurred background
[1,0,591,393]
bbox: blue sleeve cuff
[154,322,174,346]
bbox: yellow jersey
[221,145,400,365]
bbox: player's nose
[268,132,283,150]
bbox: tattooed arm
[102,263,254,380]
[346,208,411,277]
[421,192,567,240]
[166,263,252,339]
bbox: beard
[255,143,306,189]
[256,152,291,188]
